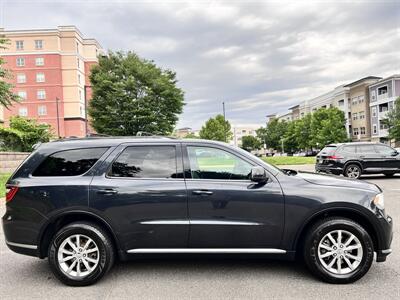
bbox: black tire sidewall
[344,164,362,179]
[48,223,113,286]
[304,218,374,284]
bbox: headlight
[373,193,385,210]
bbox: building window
[360,127,366,135]
[351,97,358,105]
[352,113,358,120]
[36,73,45,83]
[17,73,26,83]
[353,128,359,136]
[370,90,376,101]
[358,96,364,104]
[17,91,27,100]
[377,86,388,95]
[37,90,46,100]
[338,100,344,106]
[19,107,28,117]
[16,40,24,50]
[373,125,377,134]
[372,107,377,117]
[35,57,44,66]
[35,40,43,49]
[380,123,388,130]
[359,111,365,119]
[16,57,25,67]
[38,105,47,116]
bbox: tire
[48,222,115,286]
[344,164,362,179]
[303,217,374,284]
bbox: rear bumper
[315,164,343,175]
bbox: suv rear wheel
[48,222,115,286]
[344,164,362,179]
[303,217,374,284]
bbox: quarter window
[187,146,252,180]
[110,146,178,178]
[32,148,108,176]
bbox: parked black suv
[316,142,400,179]
[3,137,393,286]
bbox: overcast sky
[2,0,399,129]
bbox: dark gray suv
[2,137,393,286]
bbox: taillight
[5,186,19,202]
[327,155,343,160]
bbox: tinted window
[110,146,177,178]
[342,145,357,153]
[358,145,377,154]
[375,145,394,155]
[33,148,108,176]
[187,146,252,180]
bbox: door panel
[184,144,284,248]
[89,143,189,251]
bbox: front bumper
[375,214,393,262]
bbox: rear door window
[357,145,377,154]
[109,146,178,178]
[33,148,108,176]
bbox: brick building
[0,26,102,137]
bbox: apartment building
[344,76,381,142]
[232,126,258,147]
[369,74,400,144]
[0,26,102,137]
[331,85,351,137]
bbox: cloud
[2,0,399,129]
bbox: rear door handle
[97,189,118,195]
[192,190,213,196]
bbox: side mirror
[392,150,399,156]
[250,166,268,183]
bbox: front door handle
[192,190,213,196]
[97,189,118,195]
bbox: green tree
[183,132,198,139]
[89,51,185,136]
[199,114,232,142]
[241,135,261,151]
[283,120,299,153]
[381,97,400,142]
[0,116,53,152]
[0,37,19,107]
[294,113,313,151]
[256,119,288,151]
[310,107,348,147]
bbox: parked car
[316,142,400,179]
[3,137,393,286]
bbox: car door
[374,144,400,170]
[357,144,381,171]
[183,143,284,249]
[89,142,189,252]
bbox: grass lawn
[263,156,316,166]
[0,173,11,198]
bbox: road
[0,166,399,299]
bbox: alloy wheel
[317,229,363,275]
[346,166,360,178]
[57,234,100,278]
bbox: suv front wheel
[303,217,374,284]
[344,164,362,179]
[48,222,115,286]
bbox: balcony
[377,93,388,101]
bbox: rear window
[319,146,337,155]
[32,148,108,177]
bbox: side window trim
[106,143,183,180]
[182,144,256,181]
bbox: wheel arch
[294,207,379,257]
[344,161,363,172]
[38,210,121,259]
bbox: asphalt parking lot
[0,166,399,299]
